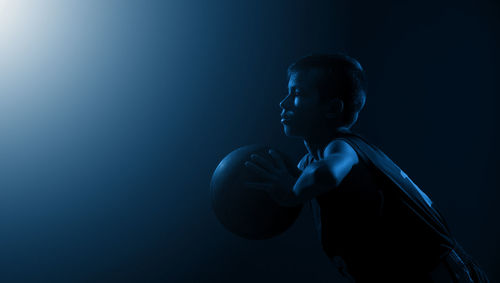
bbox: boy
[244,54,488,282]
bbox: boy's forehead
[288,68,323,89]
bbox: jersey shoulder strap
[335,131,456,248]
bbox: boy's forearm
[314,159,340,188]
[292,160,339,202]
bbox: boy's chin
[283,126,304,138]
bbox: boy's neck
[303,127,351,160]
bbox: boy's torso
[297,133,452,280]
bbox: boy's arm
[293,140,359,202]
[244,140,358,207]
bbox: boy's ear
[325,98,344,119]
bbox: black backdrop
[0,0,498,282]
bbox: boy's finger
[244,161,275,180]
[250,153,275,172]
[268,149,287,170]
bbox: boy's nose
[279,94,291,109]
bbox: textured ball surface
[210,145,302,240]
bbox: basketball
[210,145,302,240]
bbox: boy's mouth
[281,112,293,124]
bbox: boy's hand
[244,150,301,207]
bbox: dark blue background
[0,0,498,282]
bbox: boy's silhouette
[244,54,488,282]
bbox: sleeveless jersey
[297,130,481,282]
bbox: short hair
[287,53,367,128]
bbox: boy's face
[280,68,329,138]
